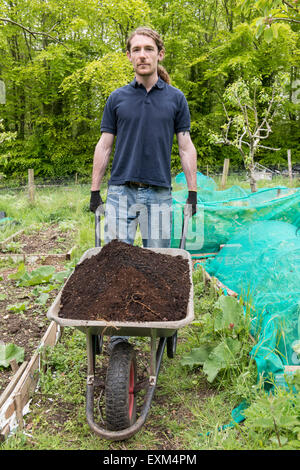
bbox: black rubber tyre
[105,342,137,431]
[166,331,177,358]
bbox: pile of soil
[59,240,191,322]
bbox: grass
[0,175,299,450]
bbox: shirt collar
[130,76,165,90]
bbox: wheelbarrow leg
[87,328,96,380]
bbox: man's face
[127,34,164,79]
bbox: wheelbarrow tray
[47,246,194,337]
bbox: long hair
[126,27,171,85]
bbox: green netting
[171,172,300,253]
[172,172,300,390]
[175,171,217,191]
[205,220,300,388]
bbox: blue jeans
[104,183,172,248]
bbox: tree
[209,78,283,191]
[240,0,300,42]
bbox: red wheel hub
[128,362,135,419]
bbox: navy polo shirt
[100,77,191,188]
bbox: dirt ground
[0,224,76,394]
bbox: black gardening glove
[186,191,197,216]
[89,191,104,213]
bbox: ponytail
[158,64,171,85]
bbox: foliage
[239,0,300,41]
[0,343,25,368]
[181,294,254,385]
[243,372,300,448]
[0,0,299,177]
[8,262,72,287]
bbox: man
[90,26,197,247]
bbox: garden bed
[0,223,77,261]
[0,224,77,439]
[0,223,77,398]
[0,255,68,396]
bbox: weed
[243,372,300,448]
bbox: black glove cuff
[188,191,197,205]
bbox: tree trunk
[249,171,257,193]
[247,150,257,193]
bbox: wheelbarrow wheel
[105,342,137,431]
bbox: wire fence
[0,163,299,193]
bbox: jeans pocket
[107,184,125,196]
[155,188,172,206]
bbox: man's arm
[91,132,115,191]
[177,131,197,191]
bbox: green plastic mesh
[175,171,217,191]
[205,220,300,387]
[171,172,300,388]
[171,172,300,253]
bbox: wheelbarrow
[47,205,194,441]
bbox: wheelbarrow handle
[179,203,192,250]
[95,205,104,248]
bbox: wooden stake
[221,158,230,190]
[0,361,28,409]
[28,169,35,204]
[10,359,18,374]
[14,393,24,429]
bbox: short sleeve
[100,94,117,135]
[174,93,191,134]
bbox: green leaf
[276,415,300,429]
[264,26,274,43]
[180,345,214,367]
[8,263,26,280]
[203,338,241,382]
[18,265,56,286]
[36,292,49,305]
[7,301,28,313]
[0,343,25,368]
[51,270,70,284]
[255,24,265,39]
[214,295,245,332]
